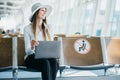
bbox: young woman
[24,3,59,80]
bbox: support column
[12,37,18,80]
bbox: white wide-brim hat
[29,3,52,22]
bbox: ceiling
[0,0,25,16]
[0,0,94,17]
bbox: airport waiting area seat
[0,37,42,80]
[0,36,117,79]
[0,37,63,80]
[0,38,12,72]
[105,37,120,74]
[60,36,114,76]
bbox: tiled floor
[0,67,119,80]
[0,65,120,80]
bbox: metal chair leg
[12,68,18,80]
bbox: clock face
[74,39,91,54]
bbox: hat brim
[29,5,52,22]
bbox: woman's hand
[31,40,39,49]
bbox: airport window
[109,0,120,36]
[80,0,97,35]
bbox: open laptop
[35,41,61,59]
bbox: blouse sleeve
[24,26,35,55]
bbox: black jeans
[24,54,59,80]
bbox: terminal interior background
[0,0,120,80]
[0,0,120,36]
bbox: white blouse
[24,23,53,59]
[24,23,45,56]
